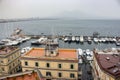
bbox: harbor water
[0,19,120,50]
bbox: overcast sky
[0,0,120,19]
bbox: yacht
[21,47,32,54]
[0,41,5,45]
[5,40,19,46]
[87,36,92,44]
[31,37,47,45]
[93,38,98,43]
[14,28,22,34]
[116,40,120,46]
[80,36,84,43]
[76,37,80,42]
[64,37,68,42]
[72,36,76,42]
[31,40,41,45]
[46,38,59,46]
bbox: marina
[0,32,120,46]
[0,0,120,79]
[25,34,120,46]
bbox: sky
[0,0,120,19]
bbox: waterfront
[0,19,120,50]
[0,20,120,80]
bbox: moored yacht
[93,38,98,43]
[76,36,80,42]
[80,36,84,43]
[72,36,76,42]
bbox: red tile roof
[0,70,44,80]
[23,48,78,60]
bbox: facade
[92,48,120,80]
[0,46,21,76]
[21,46,79,80]
[0,69,44,80]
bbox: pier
[26,34,120,46]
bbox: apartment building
[92,48,120,80]
[21,45,80,80]
[0,46,21,76]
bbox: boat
[72,36,76,42]
[21,47,32,54]
[77,48,83,56]
[0,41,5,45]
[80,36,84,43]
[101,38,106,43]
[31,40,41,45]
[14,28,22,35]
[115,41,120,46]
[93,38,98,43]
[85,49,93,61]
[64,37,68,42]
[76,37,80,42]
[87,37,92,44]
[31,37,47,45]
[46,38,59,46]
[5,40,20,46]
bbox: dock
[26,34,120,46]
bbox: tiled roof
[94,49,120,78]
[0,46,18,55]
[22,48,78,60]
[0,70,44,80]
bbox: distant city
[0,17,59,23]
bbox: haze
[0,0,120,19]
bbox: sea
[0,19,120,50]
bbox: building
[0,69,44,80]
[0,46,21,76]
[92,48,120,80]
[21,44,80,80]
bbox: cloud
[116,0,120,5]
[0,0,120,19]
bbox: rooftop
[0,69,44,80]
[94,48,120,78]
[0,46,18,55]
[22,48,78,60]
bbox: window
[46,63,50,68]
[58,73,62,77]
[58,64,62,68]
[25,61,28,66]
[2,68,4,71]
[70,64,74,69]
[8,59,10,62]
[9,66,11,70]
[35,62,39,67]
[46,72,51,76]
[14,54,16,57]
[1,60,3,63]
[18,59,20,62]
[70,73,75,78]
[13,63,15,66]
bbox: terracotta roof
[94,49,120,78]
[22,48,78,60]
[0,70,44,80]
